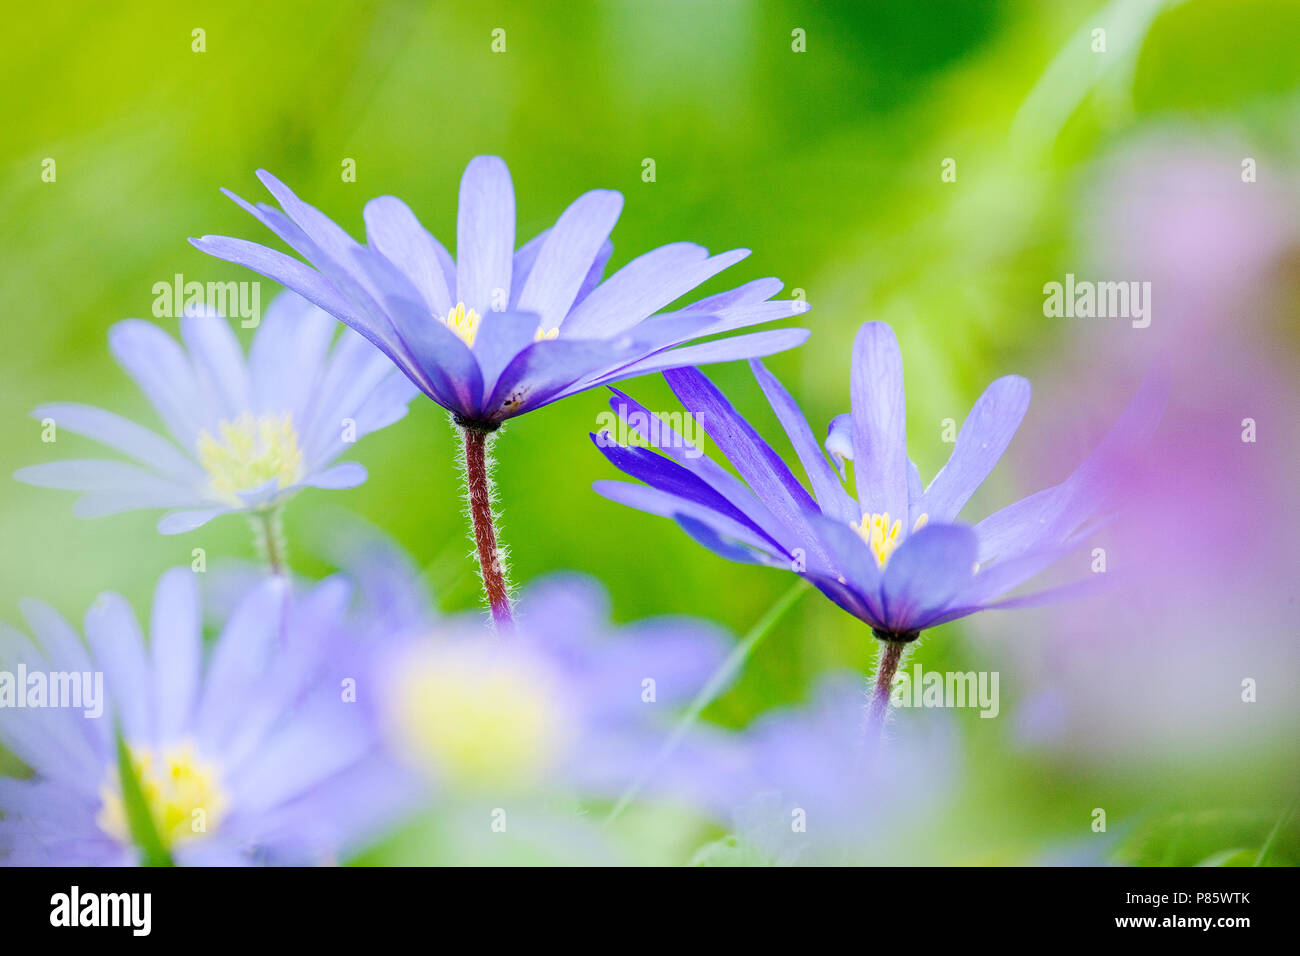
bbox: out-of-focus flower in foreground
[14,291,417,535]
[713,673,956,865]
[0,569,397,865]
[373,574,736,811]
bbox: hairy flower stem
[250,507,289,577]
[867,637,908,737]
[460,424,513,630]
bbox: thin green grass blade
[114,729,173,867]
[604,579,810,825]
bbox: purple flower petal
[85,592,152,742]
[30,403,200,483]
[19,599,93,677]
[582,327,810,389]
[235,176,443,397]
[156,507,231,535]
[573,238,614,307]
[180,311,253,422]
[455,156,515,314]
[254,170,364,272]
[307,370,418,466]
[472,310,543,397]
[849,322,908,523]
[592,438,768,539]
[483,337,642,420]
[674,513,775,566]
[195,579,288,751]
[298,331,407,462]
[508,228,549,304]
[108,319,211,447]
[622,300,807,356]
[604,388,792,544]
[363,195,454,317]
[73,489,203,519]
[303,461,367,490]
[227,689,374,814]
[920,375,1031,523]
[249,292,339,424]
[14,459,199,500]
[150,569,201,744]
[563,244,747,337]
[825,411,852,479]
[799,511,885,621]
[0,626,101,788]
[188,235,367,338]
[688,276,785,311]
[592,480,782,558]
[662,366,823,547]
[974,370,1166,563]
[750,359,858,524]
[516,189,623,331]
[879,524,978,633]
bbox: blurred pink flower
[979,133,1300,762]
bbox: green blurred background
[3,0,1298,863]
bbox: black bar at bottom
[0,864,1286,941]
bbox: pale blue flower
[14,291,417,534]
[0,569,400,866]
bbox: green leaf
[114,730,173,867]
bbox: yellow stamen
[389,643,570,791]
[197,412,303,506]
[913,513,929,532]
[438,301,482,347]
[533,326,559,342]
[97,741,227,849]
[849,512,895,568]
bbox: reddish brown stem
[461,425,513,630]
[866,638,906,736]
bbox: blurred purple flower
[0,569,401,866]
[594,320,1164,640]
[984,136,1300,762]
[724,674,957,864]
[191,156,809,428]
[370,574,737,810]
[14,292,417,534]
[1080,133,1296,347]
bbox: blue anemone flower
[14,292,417,534]
[190,156,810,428]
[0,569,395,866]
[593,321,1165,641]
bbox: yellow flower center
[533,326,559,342]
[196,412,303,506]
[852,512,929,568]
[389,643,569,791]
[438,301,482,348]
[97,741,228,849]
